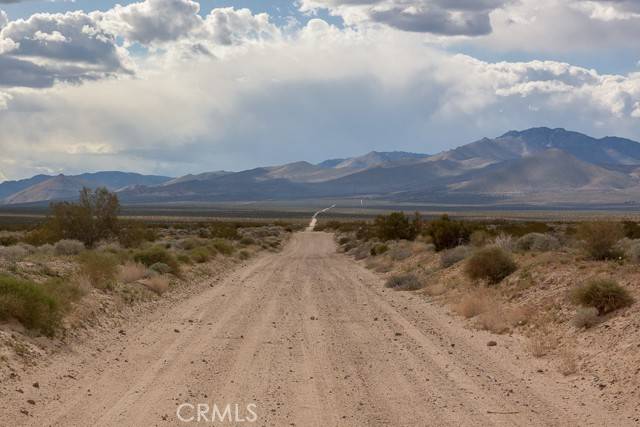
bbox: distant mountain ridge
[3,128,640,206]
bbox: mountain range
[3,127,640,207]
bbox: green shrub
[0,275,82,336]
[374,212,418,241]
[78,251,118,290]
[0,235,18,246]
[440,246,472,268]
[211,239,234,256]
[176,253,192,265]
[577,222,624,260]
[622,221,640,239]
[133,246,180,275]
[370,243,389,256]
[209,223,239,240]
[190,247,211,263]
[464,247,517,284]
[424,215,472,251]
[240,236,255,245]
[384,274,423,291]
[571,279,633,315]
[149,262,172,274]
[118,221,157,248]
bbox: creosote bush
[571,279,633,315]
[424,215,472,251]
[464,246,517,284]
[577,222,624,260]
[384,274,423,291]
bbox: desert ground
[1,230,635,426]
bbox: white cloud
[1,18,639,179]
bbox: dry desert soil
[0,232,631,426]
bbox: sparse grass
[142,275,170,295]
[571,278,633,315]
[78,251,118,290]
[118,262,148,283]
[453,290,490,318]
[493,234,515,252]
[477,306,510,334]
[557,349,578,376]
[384,274,423,291]
[190,246,211,263]
[464,246,517,284]
[572,306,599,329]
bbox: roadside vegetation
[320,212,638,384]
[0,188,300,342]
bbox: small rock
[32,382,39,389]
[27,399,35,405]
[174,329,180,333]
[487,340,497,347]
[395,332,402,337]
[118,330,126,335]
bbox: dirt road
[1,232,624,426]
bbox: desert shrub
[118,221,157,248]
[46,187,120,248]
[494,221,551,237]
[240,236,255,245]
[37,244,55,255]
[370,243,389,256]
[0,234,18,246]
[470,230,491,247]
[516,233,560,252]
[23,226,59,246]
[211,239,234,256]
[190,247,211,263]
[142,275,170,295]
[571,279,633,315]
[622,221,640,239]
[572,307,599,329]
[118,262,148,283]
[477,307,510,334]
[374,212,418,241]
[177,238,202,251]
[620,239,640,263]
[440,246,472,268]
[209,223,239,240]
[453,290,490,318]
[338,236,351,245]
[577,222,624,260]
[54,239,85,256]
[493,234,515,252]
[352,243,373,260]
[0,275,59,336]
[387,243,412,261]
[133,246,180,275]
[176,253,192,264]
[149,262,172,274]
[424,215,472,251]
[465,246,517,284]
[0,245,28,261]
[239,250,250,260]
[384,274,423,291]
[78,251,118,290]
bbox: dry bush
[142,275,170,295]
[440,245,472,268]
[493,234,515,252]
[453,289,491,318]
[470,230,491,247]
[370,243,389,256]
[477,306,510,334]
[425,282,447,296]
[54,239,85,256]
[190,247,211,263]
[0,245,29,261]
[385,274,423,291]
[516,233,560,252]
[464,246,517,284]
[211,239,235,256]
[78,251,118,290]
[622,239,640,263]
[557,349,578,376]
[571,278,633,315]
[527,328,559,358]
[118,262,148,283]
[572,306,599,329]
[387,243,412,261]
[577,222,624,260]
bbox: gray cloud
[300,0,512,35]
[0,11,130,88]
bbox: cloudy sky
[0,0,639,181]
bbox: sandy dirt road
[0,232,626,426]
